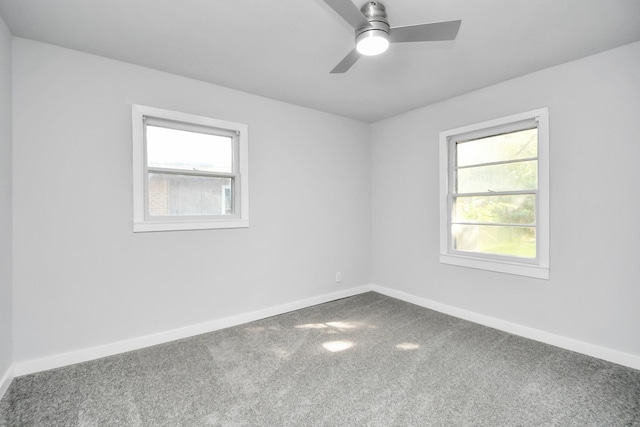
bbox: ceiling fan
[323,0,462,73]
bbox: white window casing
[132,104,249,232]
[439,108,549,279]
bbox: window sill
[134,219,249,233]
[440,254,549,280]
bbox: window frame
[132,104,249,232]
[439,108,549,279]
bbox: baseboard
[13,283,640,377]
[370,284,640,371]
[0,365,14,401]
[14,285,370,376]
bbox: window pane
[457,128,537,167]
[454,194,535,225]
[457,160,537,193]
[148,173,233,216]
[453,224,536,258]
[146,125,232,173]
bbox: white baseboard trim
[369,284,640,371]
[14,285,370,377]
[0,365,14,401]
[12,284,640,377]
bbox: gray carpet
[1,292,639,426]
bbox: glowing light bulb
[356,30,389,56]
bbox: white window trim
[439,108,549,279]
[132,104,249,232]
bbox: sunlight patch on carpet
[396,342,420,350]
[322,340,354,352]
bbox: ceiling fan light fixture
[326,0,461,73]
[356,29,389,56]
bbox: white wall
[9,34,640,371]
[12,38,371,364]
[372,41,640,358]
[0,15,13,392]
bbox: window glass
[457,128,537,167]
[146,125,233,173]
[453,194,536,224]
[457,160,538,193]
[148,173,234,216]
[452,225,536,258]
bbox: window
[439,108,549,279]
[132,105,249,232]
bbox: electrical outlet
[335,272,342,283]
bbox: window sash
[146,172,238,220]
[451,186,538,262]
[142,118,241,221]
[449,237,539,264]
[446,119,541,264]
[143,117,239,174]
[144,116,238,138]
[450,119,537,145]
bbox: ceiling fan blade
[323,0,371,30]
[389,20,462,43]
[330,48,361,74]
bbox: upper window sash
[448,119,538,146]
[143,116,239,175]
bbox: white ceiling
[1,0,639,122]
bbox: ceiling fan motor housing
[355,2,390,48]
